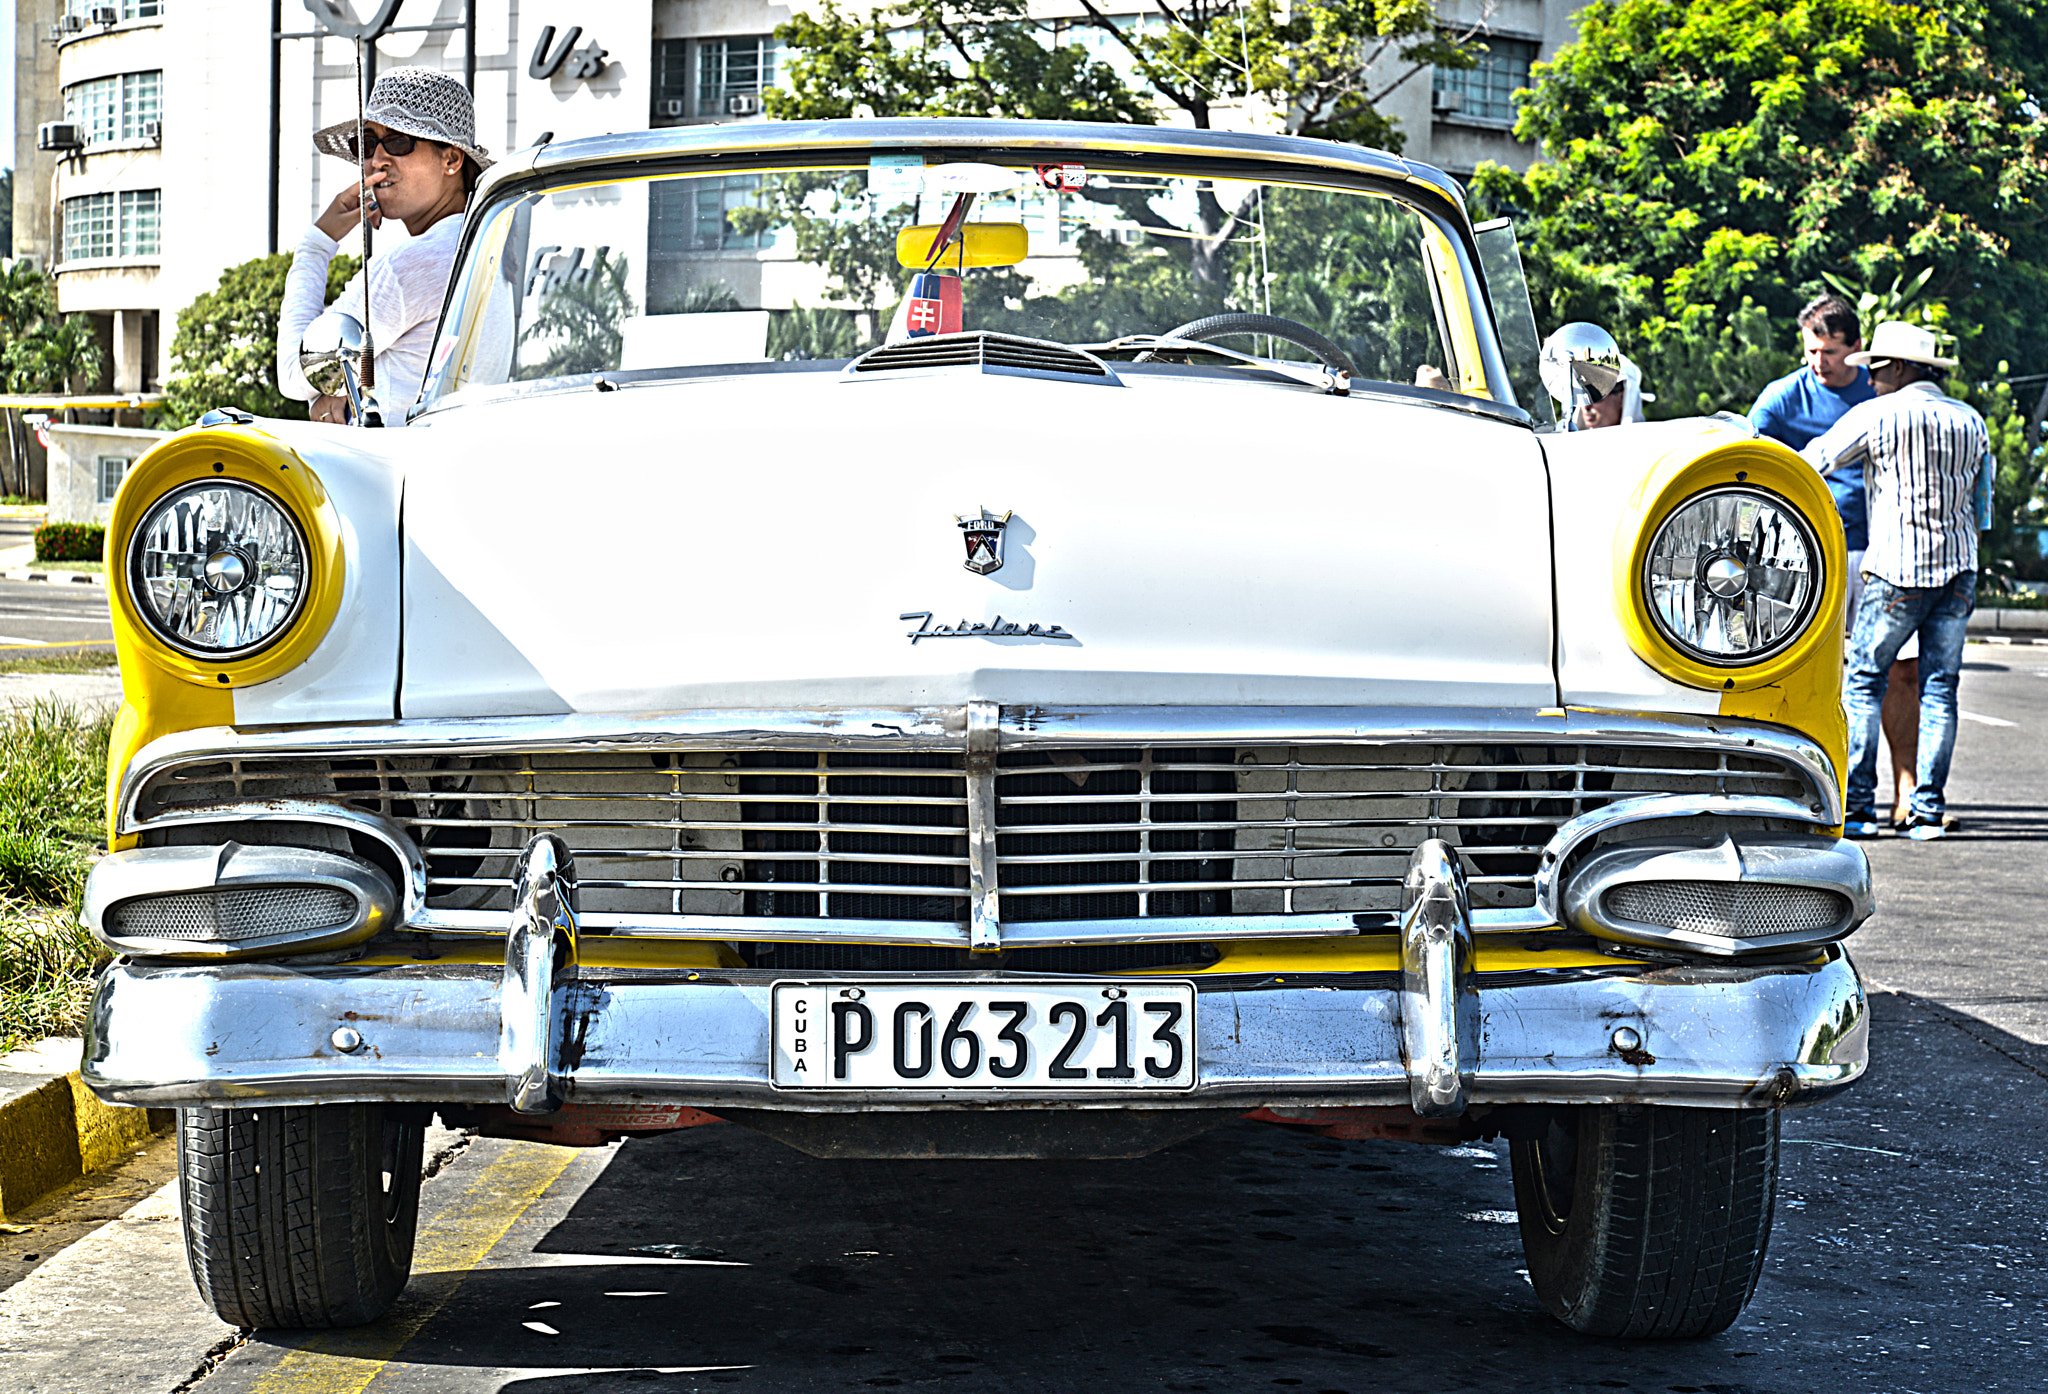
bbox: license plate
[770,980,1197,1090]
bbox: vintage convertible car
[81,119,1869,1339]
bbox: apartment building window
[1433,36,1537,125]
[62,189,160,261]
[120,189,160,256]
[98,457,129,504]
[653,38,690,124]
[697,37,777,117]
[63,71,162,146]
[63,193,114,260]
[65,1,164,19]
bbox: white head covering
[1846,321,1957,370]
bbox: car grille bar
[127,705,1821,943]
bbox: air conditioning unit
[38,122,84,152]
[142,119,160,142]
[90,5,120,24]
[1431,88,1464,115]
[654,98,685,118]
[60,14,86,32]
[726,92,760,117]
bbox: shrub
[33,521,105,563]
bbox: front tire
[178,1103,425,1329]
[1510,1104,1778,1338]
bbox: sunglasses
[346,128,425,160]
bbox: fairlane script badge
[901,612,1077,644]
[955,508,1013,575]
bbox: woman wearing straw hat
[274,66,492,424]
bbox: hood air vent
[847,332,1119,385]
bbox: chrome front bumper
[82,944,1867,1114]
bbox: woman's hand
[314,172,387,241]
[310,394,349,425]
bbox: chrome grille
[1605,881,1846,938]
[108,885,357,943]
[132,742,1810,926]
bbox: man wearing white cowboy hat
[275,66,492,424]
[1803,320,1990,841]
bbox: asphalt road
[1,646,2043,1393]
[0,577,114,649]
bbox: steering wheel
[1150,312,1359,379]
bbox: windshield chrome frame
[415,119,1518,422]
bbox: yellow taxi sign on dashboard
[895,221,1028,269]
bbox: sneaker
[1843,818,1884,839]
[1902,815,1948,841]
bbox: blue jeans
[1844,570,1976,822]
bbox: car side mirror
[299,311,383,427]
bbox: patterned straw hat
[313,66,493,170]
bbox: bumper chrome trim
[81,947,1867,1113]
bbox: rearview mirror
[895,222,1029,269]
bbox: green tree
[0,260,103,393]
[1472,0,2048,419]
[156,252,358,429]
[769,0,1475,150]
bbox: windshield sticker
[1037,163,1088,192]
[900,612,1078,645]
[869,154,924,201]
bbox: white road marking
[0,636,46,644]
[1960,710,2018,728]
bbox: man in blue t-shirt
[1750,295,1878,534]
[1750,295,1923,830]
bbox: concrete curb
[1968,607,2048,644]
[0,1038,171,1221]
[0,568,104,588]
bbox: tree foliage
[0,260,104,394]
[156,252,358,429]
[768,0,1474,149]
[1472,0,2048,415]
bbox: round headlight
[1642,487,1821,666]
[129,481,309,659]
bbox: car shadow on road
[293,1116,1860,1392]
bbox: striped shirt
[1802,380,1988,588]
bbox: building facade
[11,0,1581,395]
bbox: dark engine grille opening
[743,941,1218,973]
[740,751,967,922]
[997,748,1237,922]
[848,332,1111,379]
[132,740,1812,924]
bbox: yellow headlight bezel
[108,426,345,689]
[1615,439,1847,693]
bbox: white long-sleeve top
[275,216,462,417]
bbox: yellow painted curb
[0,1054,172,1221]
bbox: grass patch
[0,907,104,1053]
[24,559,105,574]
[0,701,113,1051]
[0,648,117,675]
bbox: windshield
[420,153,1504,410]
